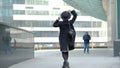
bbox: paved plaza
[9,48,120,68]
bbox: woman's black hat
[61,11,71,20]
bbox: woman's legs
[62,51,70,68]
[62,52,69,62]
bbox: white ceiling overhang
[63,0,107,21]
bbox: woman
[53,10,77,68]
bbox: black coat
[53,10,77,51]
[83,34,91,43]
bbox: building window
[25,10,49,15]
[74,21,91,27]
[76,31,101,37]
[25,0,48,5]
[14,10,49,15]
[33,21,52,27]
[92,21,102,27]
[34,31,59,37]
[14,10,25,15]
[74,21,102,27]
[13,21,53,27]
[13,0,25,4]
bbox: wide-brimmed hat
[61,11,71,20]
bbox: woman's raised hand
[58,16,61,20]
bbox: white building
[13,0,107,48]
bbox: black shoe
[62,61,70,68]
[67,62,70,68]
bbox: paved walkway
[9,48,120,68]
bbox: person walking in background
[13,38,17,50]
[53,10,77,68]
[83,32,91,54]
[2,32,12,54]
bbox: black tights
[62,52,69,62]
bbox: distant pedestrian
[53,10,77,68]
[13,38,16,50]
[2,32,12,54]
[83,32,91,54]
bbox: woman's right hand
[58,17,61,20]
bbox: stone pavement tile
[9,48,120,68]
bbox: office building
[12,0,107,49]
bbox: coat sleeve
[70,10,77,23]
[53,20,61,27]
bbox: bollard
[114,40,120,56]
